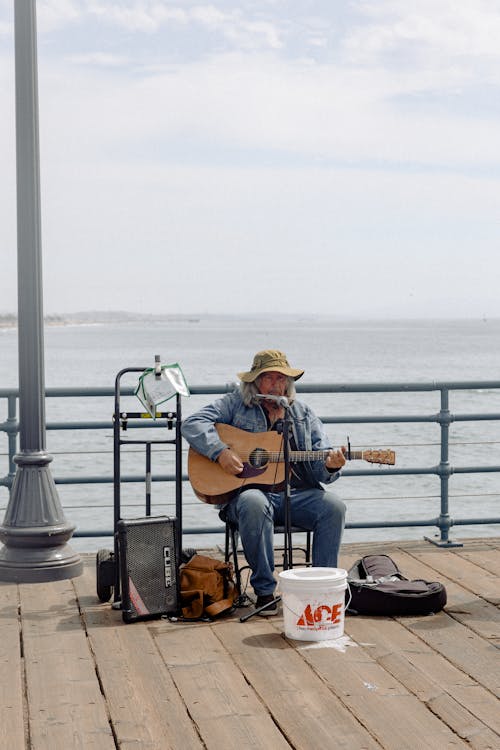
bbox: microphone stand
[240,397,293,621]
[281,403,293,571]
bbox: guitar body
[188,424,286,504]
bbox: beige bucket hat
[237,350,304,383]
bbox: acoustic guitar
[188,423,395,504]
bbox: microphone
[254,394,289,407]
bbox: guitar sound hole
[248,448,269,468]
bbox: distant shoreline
[1,312,497,331]
[0,312,204,330]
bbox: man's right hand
[217,448,244,475]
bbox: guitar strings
[231,450,390,463]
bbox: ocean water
[1,315,500,551]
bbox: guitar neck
[283,450,363,462]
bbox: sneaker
[256,594,278,617]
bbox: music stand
[240,398,293,622]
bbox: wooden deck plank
[391,549,500,641]
[0,584,25,750]
[388,605,499,698]
[20,578,115,750]
[401,544,500,606]
[392,548,500,697]
[344,613,500,746]
[216,617,383,750]
[332,545,499,745]
[154,618,294,750]
[425,694,500,750]
[282,618,470,750]
[351,547,500,693]
[7,538,500,750]
[74,560,204,750]
[455,545,500,576]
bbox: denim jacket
[181,389,340,488]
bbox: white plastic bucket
[278,567,348,641]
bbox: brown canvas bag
[179,554,237,619]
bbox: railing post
[425,387,462,547]
[7,394,18,485]
[0,395,19,491]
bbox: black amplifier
[117,516,179,623]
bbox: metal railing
[1,381,500,547]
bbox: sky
[1,0,500,318]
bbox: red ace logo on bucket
[296,602,343,630]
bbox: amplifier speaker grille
[117,516,179,623]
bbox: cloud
[43,1,287,51]
[37,0,82,33]
[85,0,188,32]
[33,50,500,175]
[67,51,131,67]
[3,2,489,175]
[2,1,500,317]
[31,159,499,316]
[344,0,500,73]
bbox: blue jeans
[225,487,346,597]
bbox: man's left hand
[325,447,347,470]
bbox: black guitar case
[346,554,447,616]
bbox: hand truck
[95,365,183,618]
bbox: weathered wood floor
[1,538,499,750]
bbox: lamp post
[0,0,82,581]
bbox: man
[182,350,346,616]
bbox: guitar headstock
[362,449,396,466]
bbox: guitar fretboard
[257,450,363,463]
[288,450,363,462]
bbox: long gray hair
[240,375,297,407]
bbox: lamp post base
[0,456,83,583]
[0,540,83,583]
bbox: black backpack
[346,554,447,616]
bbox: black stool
[222,514,312,600]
